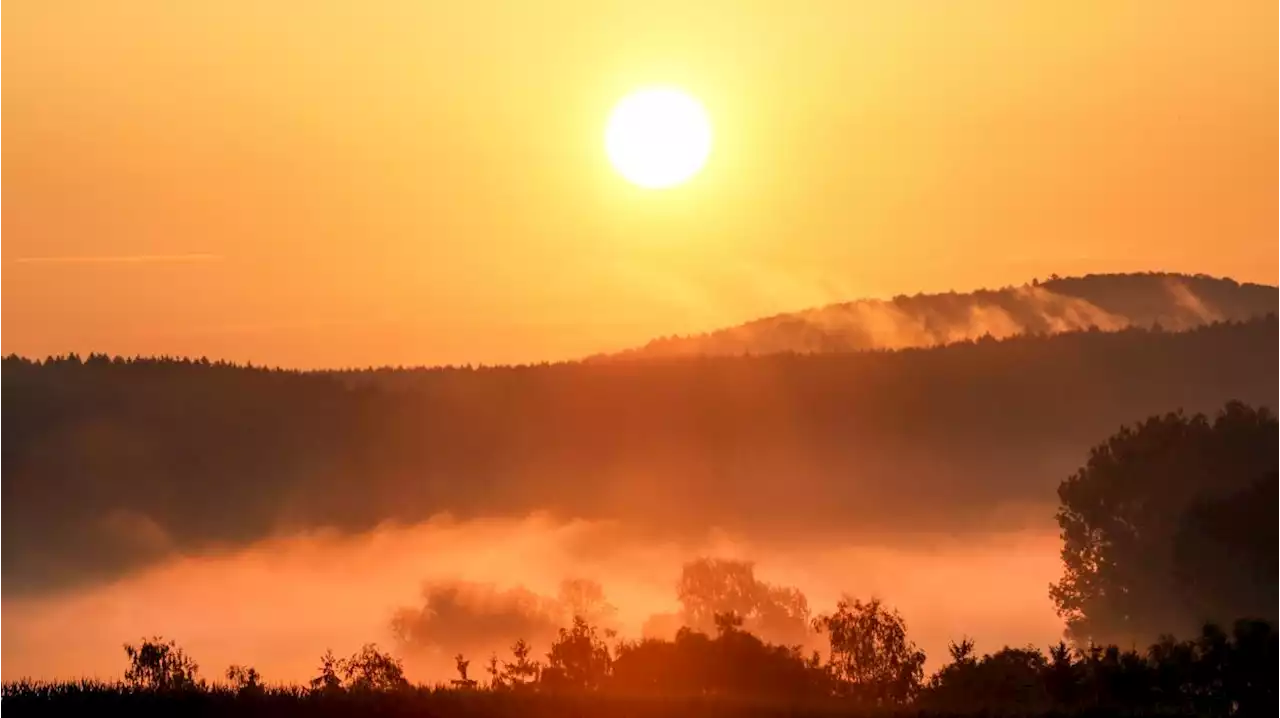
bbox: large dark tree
[1050,402,1277,644]
[1172,472,1278,628]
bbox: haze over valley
[4,273,1275,685]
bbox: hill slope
[605,272,1277,359]
[3,316,1275,597]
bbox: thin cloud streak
[12,254,223,265]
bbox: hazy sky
[4,1,1276,367]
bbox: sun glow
[605,87,713,189]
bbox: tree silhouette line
[3,612,1273,717]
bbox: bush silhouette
[225,664,262,695]
[541,616,613,692]
[123,637,201,691]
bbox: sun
[605,87,713,189]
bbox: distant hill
[602,272,1277,360]
[4,316,1275,597]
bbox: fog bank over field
[1,514,1062,684]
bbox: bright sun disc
[606,87,712,189]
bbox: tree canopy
[1050,402,1278,644]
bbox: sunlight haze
[4,0,1276,369]
[3,3,1277,709]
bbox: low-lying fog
[2,513,1063,684]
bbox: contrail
[12,253,223,265]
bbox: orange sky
[4,1,1276,368]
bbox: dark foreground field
[0,688,1235,718]
[1,679,1270,718]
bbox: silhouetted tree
[450,653,477,688]
[339,644,408,692]
[1173,472,1278,628]
[542,616,612,692]
[557,578,618,629]
[1051,402,1277,644]
[501,639,541,689]
[485,653,503,689]
[610,614,825,700]
[677,559,760,630]
[922,643,1050,713]
[309,650,343,694]
[1222,619,1278,715]
[676,558,811,646]
[224,664,262,695]
[812,597,926,706]
[391,582,561,660]
[1044,641,1078,706]
[123,637,201,691]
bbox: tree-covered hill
[3,316,1275,597]
[602,273,1276,359]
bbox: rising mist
[1,513,1062,684]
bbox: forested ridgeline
[603,272,1278,359]
[3,316,1276,596]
